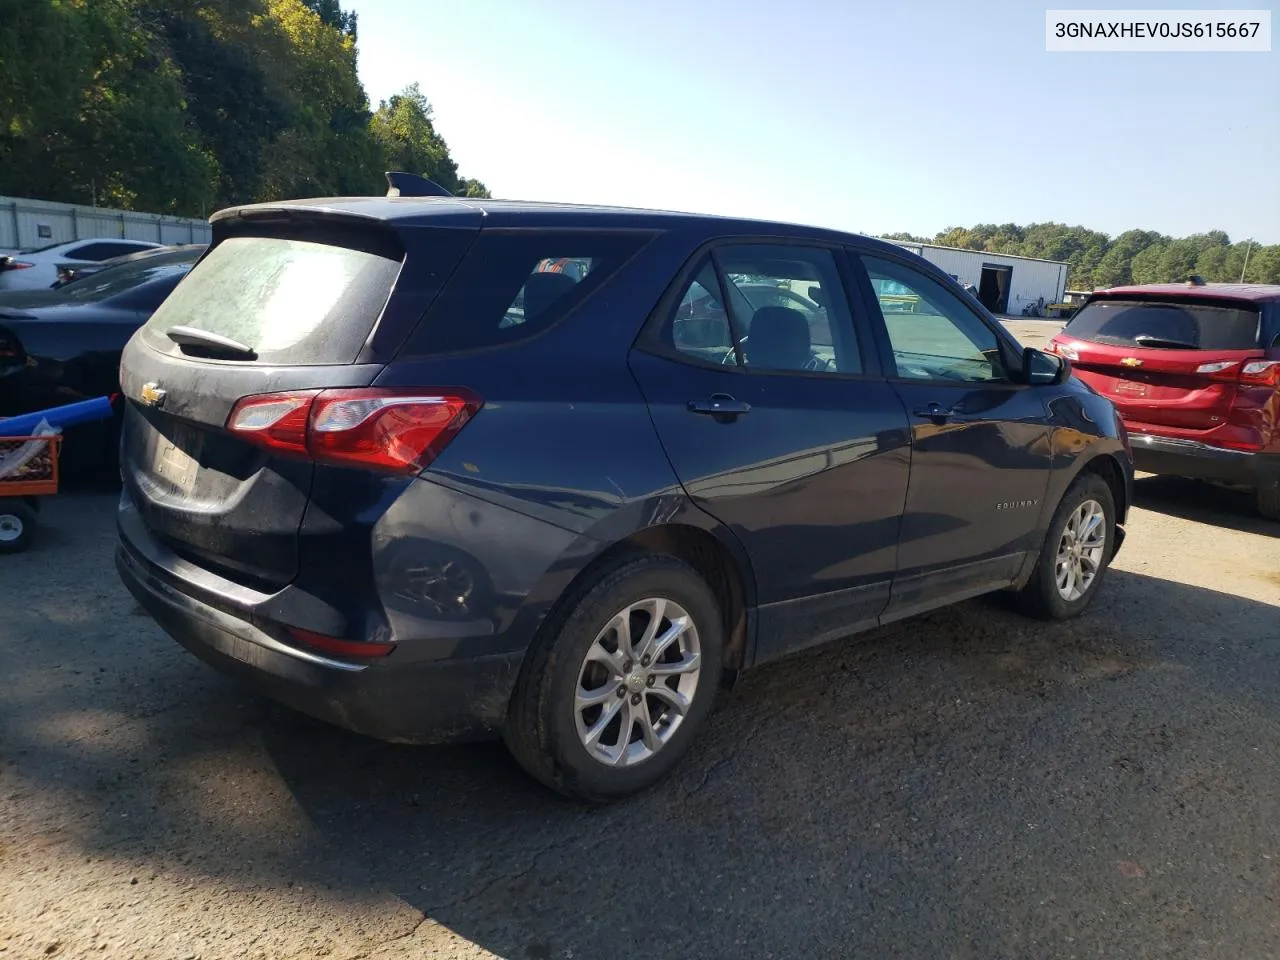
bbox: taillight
[0,259,34,272]
[1240,360,1280,386]
[1053,340,1080,361]
[226,387,482,474]
[1196,360,1238,378]
[227,391,316,455]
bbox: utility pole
[1240,240,1253,283]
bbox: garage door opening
[978,265,1012,314]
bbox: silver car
[0,238,161,291]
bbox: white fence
[0,196,211,252]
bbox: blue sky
[349,0,1279,243]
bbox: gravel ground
[3,319,1279,959]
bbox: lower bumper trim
[118,543,523,744]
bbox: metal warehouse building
[886,240,1069,317]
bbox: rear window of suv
[141,235,402,364]
[1065,299,1261,351]
[401,230,653,356]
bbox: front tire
[1010,473,1116,620]
[504,553,723,803]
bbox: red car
[1047,280,1280,519]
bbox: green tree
[304,0,358,37]
[1129,243,1168,283]
[371,83,488,197]
[0,0,488,216]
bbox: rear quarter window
[400,230,653,356]
[1066,299,1262,350]
[140,235,403,365]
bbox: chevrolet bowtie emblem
[139,382,167,408]
[1120,357,1143,368]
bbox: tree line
[2,2,1273,289]
[881,223,1279,289]
[0,0,488,219]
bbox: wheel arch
[1076,451,1130,526]
[1016,443,1131,589]
[522,508,757,680]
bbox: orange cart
[0,434,62,554]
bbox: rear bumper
[117,536,523,744]
[1130,433,1280,489]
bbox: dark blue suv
[116,190,1133,801]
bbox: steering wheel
[721,335,747,365]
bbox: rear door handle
[688,393,751,421]
[913,402,958,422]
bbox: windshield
[1065,299,1262,350]
[56,251,200,303]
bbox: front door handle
[688,393,751,422]
[913,402,958,422]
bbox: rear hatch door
[119,207,476,590]
[1056,296,1264,430]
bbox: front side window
[669,259,740,366]
[716,245,860,374]
[861,255,1008,383]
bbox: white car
[0,238,162,292]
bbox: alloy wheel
[573,597,702,767]
[1055,499,1106,602]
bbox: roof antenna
[385,172,452,198]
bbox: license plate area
[153,424,203,495]
[1112,379,1150,397]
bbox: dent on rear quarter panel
[371,475,582,662]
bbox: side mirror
[1023,346,1070,386]
[807,285,826,307]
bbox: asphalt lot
[3,319,1279,959]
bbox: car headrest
[522,271,579,325]
[748,306,811,370]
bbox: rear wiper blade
[166,325,257,360]
[1132,334,1197,349]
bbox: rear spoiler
[384,172,452,198]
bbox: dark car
[115,195,1132,801]
[0,245,204,481]
[1048,280,1280,519]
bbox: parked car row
[0,245,204,480]
[4,181,1276,802]
[0,237,163,292]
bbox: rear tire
[503,553,723,803]
[1259,484,1280,521]
[1010,473,1115,620]
[0,500,36,554]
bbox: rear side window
[1066,299,1262,351]
[402,231,652,356]
[141,235,402,364]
